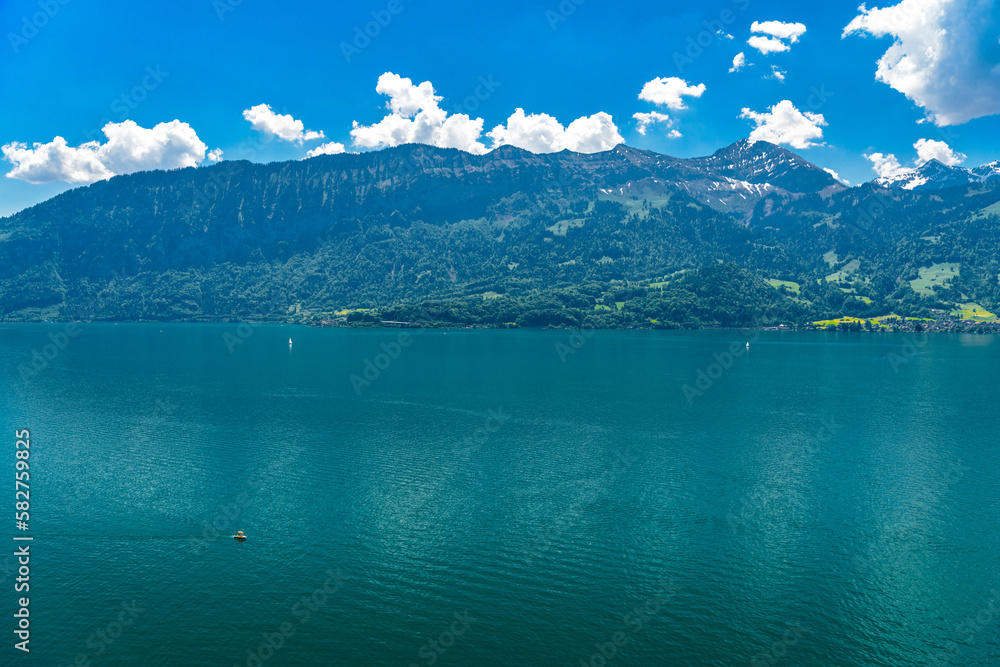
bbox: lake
[1,324,998,666]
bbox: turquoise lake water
[1,324,998,666]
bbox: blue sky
[2,0,999,216]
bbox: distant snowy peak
[874,158,1000,191]
[970,160,1000,182]
[693,139,842,194]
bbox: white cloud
[97,120,208,175]
[375,72,441,116]
[865,152,913,179]
[488,109,623,153]
[844,0,1000,126]
[206,148,224,162]
[740,100,827,149]
[2,137,109,184]
[824,167,849,184]
[637,77,707,110]
[914,138,966,165]
[305,141,347,158]
[866,138,967,179]
[747,35,791,54]
[729,52,747,73]
[351,72,623,155]
[632,111,675,136]
[668,129,682,138]
[3,120,209,184]
[751,20,807,42]
[771,66,787,82]
[748,20,807,54]
[242,104,325,144]
[350,72,488,154]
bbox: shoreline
[2,319,998,335]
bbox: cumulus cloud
[866,138,967,179]
[305,141,347,158]
[242,104,325,144]
[824,167,849,184]
[351,72,623,155]
[865,152,911,179]
[375,73,441,117]
[96,120,208,175]
[747,35,791,54]
[2,137,109,184]
[207,148,224,162]
[3,120,209,184]
[752,20,807,42]
[740,100,827,149]
[748,20,807,54]
[350,72,488,154]
[637,77,707,110]
[843,0,1000,126]
[488,109,623,153]
[730,52,747,73]
[913,137,966,165]
[771,66,787,82]
[632,111,675,136]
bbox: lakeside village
[800,314,1000,334]
[316,313,1000,334]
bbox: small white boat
[289,338,293,348]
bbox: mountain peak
[874,157,1000,191]
[692,138,841,193]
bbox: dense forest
[1,141,999,329]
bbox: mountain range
[2,139,999,328]
[874,158,1000,191]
